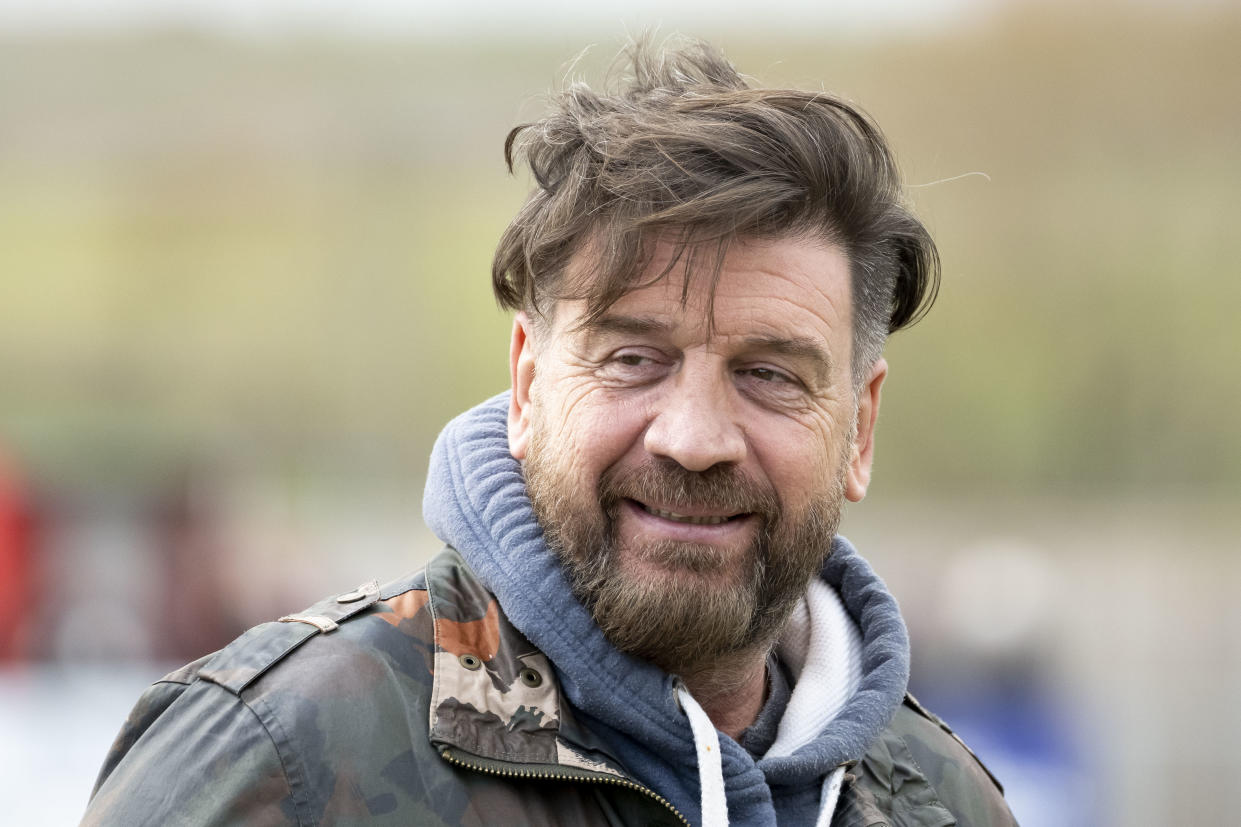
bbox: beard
[523,429,849,678]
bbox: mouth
[631,499,746,525]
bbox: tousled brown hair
[491,38,939,380]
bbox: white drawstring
[772,578,863,826]
[676,576,863,827]
[677,686,729,826]
[816,765,846,827]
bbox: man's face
[508,235,886,675]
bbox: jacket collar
[424,546,639,781]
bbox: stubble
[524,430,849,678]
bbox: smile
[637,502,739,525]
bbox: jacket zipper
[440,747,691,826]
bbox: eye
[735,364,809,405]
[615,353,651,367]
[738,366,794,384]
[596,348,669,384]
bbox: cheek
[535,372,618,439]
[534,393,646,480]
[752,417,850,501]
[563,389,651,444]
[764,450,832,502]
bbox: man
[84,40,1017,826]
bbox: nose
[643,362,747,472]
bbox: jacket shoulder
[84,654,297,825]
[843,693,1018,827]
[88,652,215,799]
[196,570,428,695]
[85,568,436,826]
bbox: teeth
[643,505,731,525]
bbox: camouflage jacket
[84,547,1017,826]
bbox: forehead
[563,235,853,352]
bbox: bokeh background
[2,0,1238,823]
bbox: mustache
[598,459,781,520]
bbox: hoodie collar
[423,393,911,810]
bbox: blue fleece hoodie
[423,393,910,825]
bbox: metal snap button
[458,654,482,670]
[518,667,542,688]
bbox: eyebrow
[579,314,835,382]
[576,314,670,337]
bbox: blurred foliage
[1,4,1238,494]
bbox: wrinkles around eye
[735,368,813,408]
[596,350,669,384]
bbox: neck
[677,646,770,739]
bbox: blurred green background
[3,5,1237,495]
[1,2,1238,824]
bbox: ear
[508,312,538,460]
[846,357,887,502]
